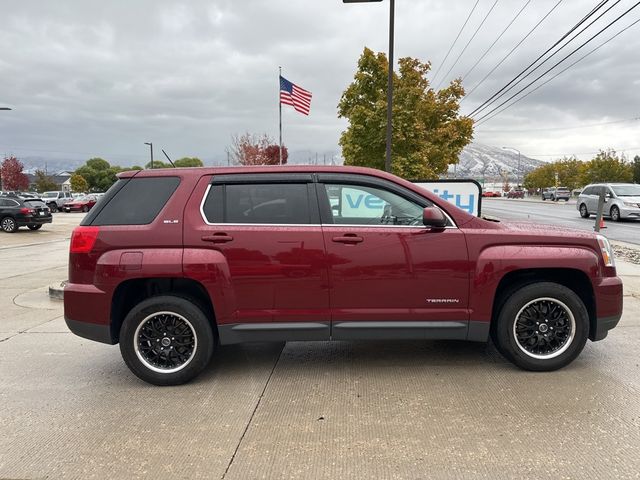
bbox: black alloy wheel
[120,295,215,385]
[48,203,57,213]
[1,217,18,233]
[492,282,589,371]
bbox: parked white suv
[577,183,640,221]
[41,191,72,213]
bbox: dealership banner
[413,180,482,217]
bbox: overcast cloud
[0,0,639,167]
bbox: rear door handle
[332,234,364,244]
[202,233,234,243]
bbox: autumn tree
[33,169,58,192]
[338,47,473,179]
[228,133,288,165]
[580,150,633,184]
[523,163,556,190]
[70,174,89,193]
[1,156,29,191]
[75,158,123,191]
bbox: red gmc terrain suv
[64,166,623,385]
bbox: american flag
[280,76,312,116]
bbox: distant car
[542,187,570,201]
[0,196,52,232]
[41,190,73,212]
[507,188,524,199]
[577,183,640,221]
[62,195,98,213]
[482,191,501,197]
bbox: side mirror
[423,206,447,228]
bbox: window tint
[91,177,180,226]
[324,183,424,225]
[581,187,592,195]
[0,199,19,207]
[24,200,46,208]
[203,183,311,224]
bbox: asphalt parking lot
[1,214,640,479]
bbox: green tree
[581,150,633,184]
[633,155,640,184]
[523,163,556,190]
[70,174,89,192]
[144,160,171,169]
[174,157,203,167]
[33,169,58,192]
[338,47,473,179]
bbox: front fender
[471,245,600,323]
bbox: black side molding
[218,322,330,345]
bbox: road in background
[482,198,640,245]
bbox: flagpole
[279,66,282,165]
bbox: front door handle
[202,233,234,243]
[332,234,364,244]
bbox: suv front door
[317,174,470,341]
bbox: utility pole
[144,142,153,169]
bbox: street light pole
[503,147,521,186]
[144,142,153,169]
[343,0,394,173]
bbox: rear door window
[202,183,312,224]
[89,177,180,226]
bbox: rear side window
[202,183,311,224]
[90,177,180,226]
[24,200,46,208]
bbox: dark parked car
[507,188,524,199]
[65,166,622,385]
[0,196,52,232]
[63,195,98,213]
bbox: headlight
[622,201,640,208]
[596,234,615,268]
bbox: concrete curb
[48,281,66,301]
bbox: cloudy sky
[1,0,639,167]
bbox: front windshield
[612,185,640,196]
[42,192,57,198]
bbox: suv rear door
[316,173,470,340]
[188,173,330,338]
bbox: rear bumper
[16,216,52,226]
[65,317,114,344]
[64,282,114,344]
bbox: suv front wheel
[120,295,215,385]
[493,282,589,371]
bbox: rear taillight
[70,226,100,253]
[19,208,35,215]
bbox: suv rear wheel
[120,295,215,385]
[493,282,589,371]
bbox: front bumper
[619,205,640,219]
[591,275,623,341]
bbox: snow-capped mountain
[448,143,544,180]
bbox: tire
[610,205,621,222]
[542,196,546,201]
[119,295,215,386]
[579,203,590,218]
[48,203,57,213]
[493,282,589,371]
[1,216,18,233]
[82,205,89,213]
[27,224,42,230]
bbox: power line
[476,116,640,133]
[463,0,565,102]
[461,0,531,82]
[472,0,621,119]
[474,2,640,124]
[435,0,500,90]
[469,0,611,117]
[475,17,640,126]
[431,0,480,85]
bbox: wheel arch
[110,277,217,344]
[490,268,597,341]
